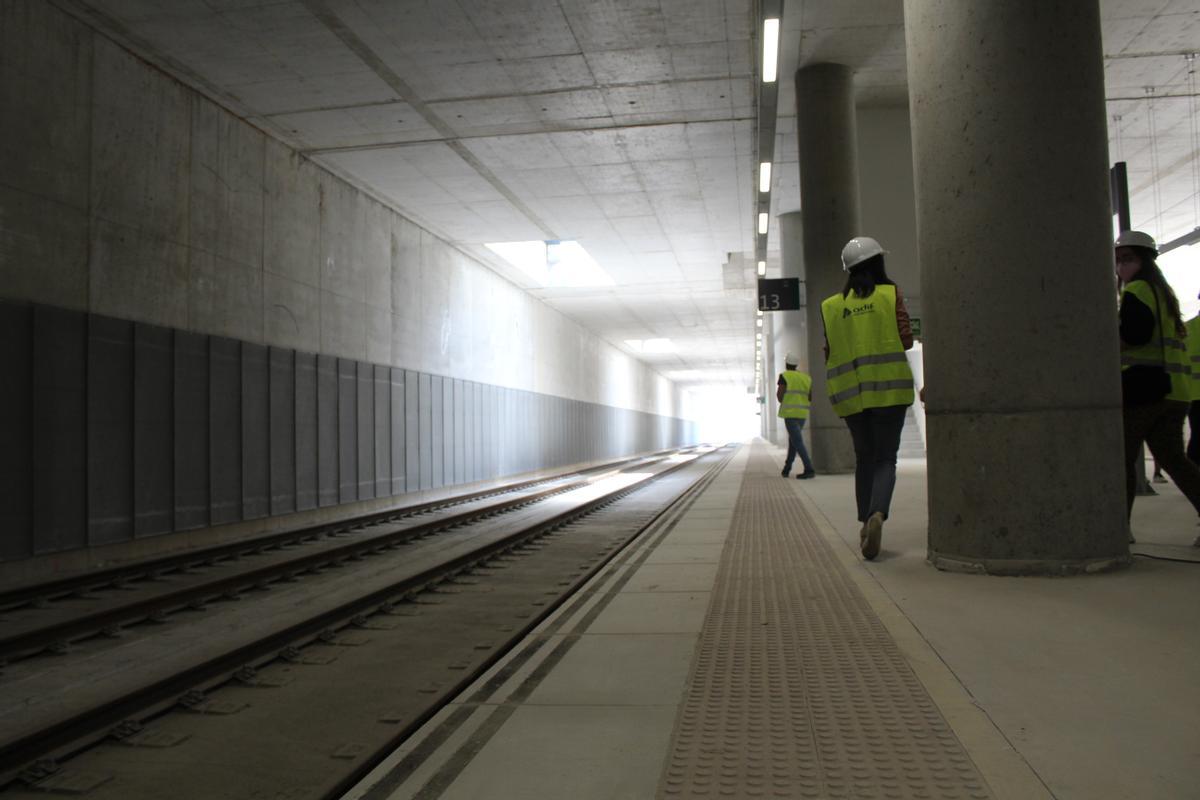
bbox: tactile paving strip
[659,445,993,799]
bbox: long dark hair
[842,254,896,298]
[1126,247,1184,336]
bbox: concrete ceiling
[770,0,1200,251]
[57,0,1200,394]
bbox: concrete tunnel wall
[0,0,695,569]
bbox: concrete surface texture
[797,62,860,474]
[794,453,1200,800]
[906,0,1128,571]
[350,442,1199,800]
[770,210,806,446]
[0,0,681,420]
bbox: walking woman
[821,236,915,560]
[1116,230,1200,543]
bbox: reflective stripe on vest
[1120,280,1192,401]
[820,284,914,417]
[778,370,812,419]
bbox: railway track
[0,445,730,797]
[0,451,682,666]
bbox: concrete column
[905,0,1127,574]
[763,312,779,444]
[796,63,859,472]
[775,211,807,449]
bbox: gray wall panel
[316,354,338,507]
[504,387,512,475]
[4,306,692,564]
[0,303,32,559]
[295,351,317,511]
[500,387,511,476]
[356,361,375,500]
[390,368,405,495]
[269,348,296,515]
[406,370,420,493]
[552,397,561,466]
[453,379,464,485]
[481,384,490,480]
[33,306,87,553]
[241,342,270,521]
[431,375,443,489]
[173,331,209,531]
[87,315,133,545]
[209,336,242,526]
[133,323,173,537]
[489,384,497,479]
[471,382,480,483]
[338,358,357,503]
[374,365,390,497]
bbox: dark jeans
[782,417,814,475]
[843,404,908,522]
[1123,399,1200,520]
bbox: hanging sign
[757,278,800,311]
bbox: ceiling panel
[72,0,1193,396]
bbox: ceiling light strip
[762,18,780,83]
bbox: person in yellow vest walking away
[821,236,915,560]
[777,354,816,480]
[1185,291,1200,471]
[1187,293,1200,548]
[1116,230,1200,546]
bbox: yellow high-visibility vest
[1186,314,1200,401]
[1120,280,1190,402]
[778,370,811,419]
[820,284,914,417]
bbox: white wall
[0,0,683,421]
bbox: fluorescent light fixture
[762,18,780,83]
[759,162,772,193]
[756,309,763,317]
[756,318,763,328]
[758,213,769,234]
[485,240,613,288]
[757,260,766,276]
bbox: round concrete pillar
[904,0,1127,573]
[796,63,858,473]
[774,212,807,449]
[777,212,808,366]
[763,312,778,443]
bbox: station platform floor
[343,440,1200,800]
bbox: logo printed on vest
[843,302,875,319]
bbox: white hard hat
[785,353,797,364]
[1114,230,1158,254]
[841,236,886,271]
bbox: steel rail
[0,449,709,786]
[0,455,676,663]
[0,450,679,613]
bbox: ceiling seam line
[299,0,559,241]
[290,115,759,156]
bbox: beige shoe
[862,512,884,560]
